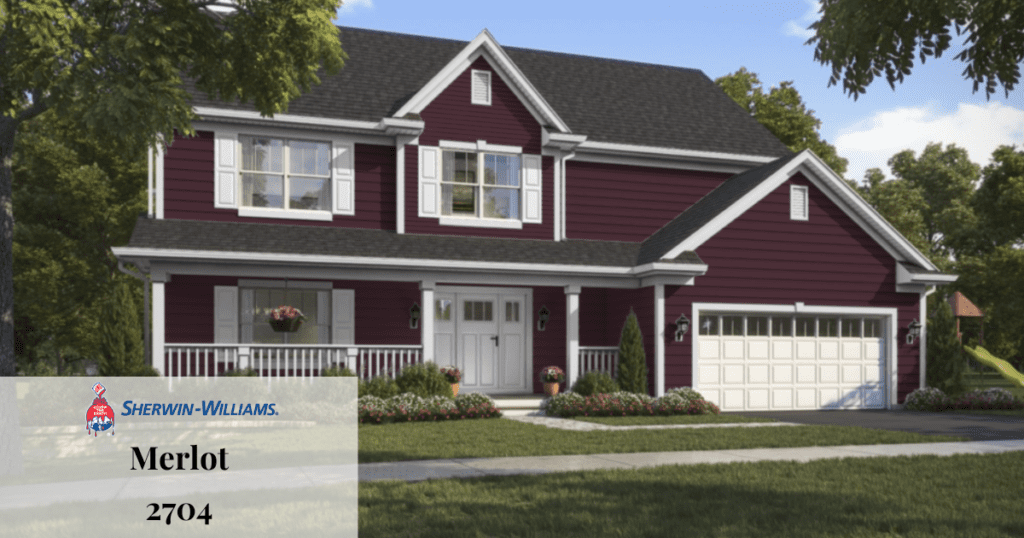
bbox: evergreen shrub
[394,363,454,398]
[571,371,619,396]
[617,310,648,394]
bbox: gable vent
[790,185,808,221]
[471,69,491,105]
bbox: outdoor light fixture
[906,318,922,345]
[675,313,690,342]
[537,306,550,331]
[409,302,421,329]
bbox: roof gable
[641,150,946,272]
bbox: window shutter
[418,146,441,217]
[790,185,808,221]
[317,290,330,344]
[332,141,355,215]
[522,155,543,223]
[332,289,355,344]
[471,70,491,105]
[214,131,239,208]
[239,289,254,343]
[214,286,239,343]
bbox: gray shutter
[239,289,254,343]
[332,289,355,344]
[332,140,355,215]
[318,290,330,343]
[214,130,239,209]
[522,154,542,223]
[418,146,441,217]
[214,286,239,343]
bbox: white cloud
[338,0,373,15]
[783,0,820,39]
[835,101,1024,182]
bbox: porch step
[490,396,547,417]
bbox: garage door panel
[796,389,817,408]
[724,340,744,359]
[842,342,861,359]
[864,364,882,383]
[723,364,744,384]
[748,340,769,359]
[842,365,862,383]
[748,389,770,409]
[772,341,792,359]
[865,341,882,360]
[772,365,792,383]
[699,365,719,385]
[819,388,840,408]
[796,341,816,359]
[819,364,839,383]
[723,390,745,409]
[747,364,769,383]
[819,341,839,360]
[796,365,816,384]
[864,389,884,407]
[772,389,793,409]
[700,340,720,359]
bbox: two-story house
[111,26,956,411]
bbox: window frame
[237,135,333,220]
[439,149,524,226]
[238,280,332,345]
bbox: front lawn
[359,452,1024,537]
[966,370,1024,400]
[570,414,773,426]
[358,418,963,463]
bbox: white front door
[433,288,529,393]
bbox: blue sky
[333,0,1023,184]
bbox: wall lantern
[675,313,690,342]
[906,318,922,345]
[537,306,550,331]
[410,302,421,329]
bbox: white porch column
[654,284,665,397]
[152,280,166,376]
[421,281,435,363]
[565,285,581,390]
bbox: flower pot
[451,383,460,397]
[543,382,560,397]
[269,317,303,333]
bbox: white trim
[392,30,571,133]
[147,146,154,218]
[155,142,165,219]
[790,184,809,221]
[572,151,752,175]
[654,284,665,397]
[238,279,332,289]
[691,302,899,409]
[553,151,562,241]
[195,107,384,134]
[395,138,409,234]
[662,150,941,272]
[421,282,435,363]
[195,120,391,147]
[565,285,581,390]
[439,217,523,229]
[920,286,935,390]
[152,282,165,375]
[471,69,492,105]
[561,151,575,240]
[576,141,778,167]
[438,139,523,154]
[896,262,958,286]
[237,207,334,221]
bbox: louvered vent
[471,70,491,105]
[790,185,808,221]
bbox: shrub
[453,393,502,419]
[543,390,719,418]
[571,371,619,396]
[359,376,400,399]
[223,367,258,377]
[395,363,454,399]
[543,391,586,417]
[322,366,357,377]
[926,293,968,396]
[904,387,952,411]
[357,392,501,424]
[617,310,648,394]
[665,387,707,405]
[952,388,1024,410]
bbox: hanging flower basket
[268,305,306,333]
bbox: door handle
[490,335,499,346]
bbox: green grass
[359,452,1024,537]
[965,370,1024,400]
[358,418,964,463]
[570,414,774,425]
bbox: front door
[434,289,528,393]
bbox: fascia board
[896,262,958,285]
[194,107,383,134]
[391,30,571,133]
[576,141,778,167]
[631,261,708,275]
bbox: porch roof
[118,217,704,270]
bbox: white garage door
[696,314,886,411]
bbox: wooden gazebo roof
[949,291,984,318]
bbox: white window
[240,136,330,211]
[790,185,809,221]
[471,70,491,105]
[441,151,521,220]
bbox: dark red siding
[662,173,921,402]
[331,280,420,345]
[566,160,733,242]
[165,275,238,343]
[404,150,556,239]
[163,131,396,230]
[532,286,566,394]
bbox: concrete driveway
[731,410,1024,441]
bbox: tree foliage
[715,68,849,177]
[807,0,1024,99]
[616,310,648,395]
[0,0,346,376]
[98,278,156,376]
[925,292,967,396]
[972,146,1024,250]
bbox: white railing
[579,346,619,377]
[162,344,423,380]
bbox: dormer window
[442,151,521,219]
[471,70,492,105]
[790,185,808,221]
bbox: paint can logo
[86,383,115,437]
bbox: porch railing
[162,344,423,380]
[578,346,619,378]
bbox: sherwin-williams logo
[86,383,115,437]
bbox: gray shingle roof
[637,154,796,265]
[185,26,790,158]
[123,217,704,269]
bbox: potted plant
[440,366,462,396]
[539,366,565,396]
[268,305,306,332]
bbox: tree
[971,146,1024,251]
[0,0,347,376]
[616,309,648,395]
[807,0,1024,99]
[925,292,968,396]
[98,278,156,376]
[716,68,849,177]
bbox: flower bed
[904,387,1024,412]
[358,392,502,424]
[543,388,721,418]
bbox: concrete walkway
[505,415,807,431]
[359,439,1024,483]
